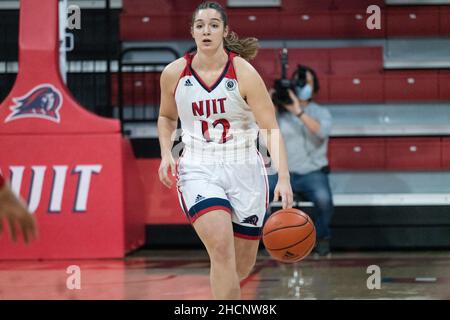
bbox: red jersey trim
[225,51,238,80]
[173,57,192,96]
[184,50,236,93]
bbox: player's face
[191,8,229,51]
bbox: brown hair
[191,1,260,61]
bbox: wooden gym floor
[0,249,449,300]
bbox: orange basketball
[262,208,316,263]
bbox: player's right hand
[158,154,176,188]
[0,186,38,244]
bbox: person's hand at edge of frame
[0,185,38,244]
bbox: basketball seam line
[265,227,316,251]
[263,221,309,236]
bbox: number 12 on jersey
[201,119,233,144]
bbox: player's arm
[0,174,37,243]
[157,59,184,188]
[234,57,293,208]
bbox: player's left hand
[273,177,293,209]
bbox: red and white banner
[0,0,145,259]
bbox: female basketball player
[157,1,293,299]
[0,174,37,243]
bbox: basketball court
[1,0,450,305]
[1,250,449,299]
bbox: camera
[271,48,304,107]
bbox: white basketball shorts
[175,151,269,240]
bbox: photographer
[269,65,334,257]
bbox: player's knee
[237,260,255,281]
[209,241,235,265]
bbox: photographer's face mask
[295,84,313,101]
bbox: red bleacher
[316,46,382,75]
[328,74,384,103]
[281,0,333,11]
[122,0,173,14]
[328,138,386,170]
[387,6,441,37]
[111,73,160,106]
[281,11,332,39]
[439,71,450,101]
[385,137,442,170]
[251,48,280,88]
[442,138,450,169]
[121,2,449,40]
[329,137,447,171]
[228,9,283,39]
[331,0,386,38]
[118,1,450,173]
[441,6,450,36]
[384,70,440,102]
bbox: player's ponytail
[192,1,260,61]
[224,31,259,61]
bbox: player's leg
[234,236,260,281]
[228,155,268,282]
[192,210,241,299]
[176,158,241,299]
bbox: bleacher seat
[282,0,333,11]
[329,137,448,171]
[328,138,386,170]
[384,70,439,102]
[328,74,384,103]
[331,8,386,38]
[287,48,330,75]
[251,48,280,88]
[172,0,227,12]
[442,137,450,169]
[122,0,174,14]
[280,11,332,39]
[228,9,282,38]
[111,73,160,106]
[328,47,384,103]
[385,137,442,170]
[120,14,175,40]
[332,0,385,10]
[123,0,228,14]
[439,70,450,101]
[387,6,441,37]
[441,5,450,36]
[330,47,383,75]
[119,3,447,40]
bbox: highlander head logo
[5,84,63,123]
[242,214,259,226]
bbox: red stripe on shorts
[190,205,232,223]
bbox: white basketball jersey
[174,51,259,162]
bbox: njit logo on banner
[1,164,102,213]
[4,84,63,123]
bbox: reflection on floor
[1,250,449,299]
